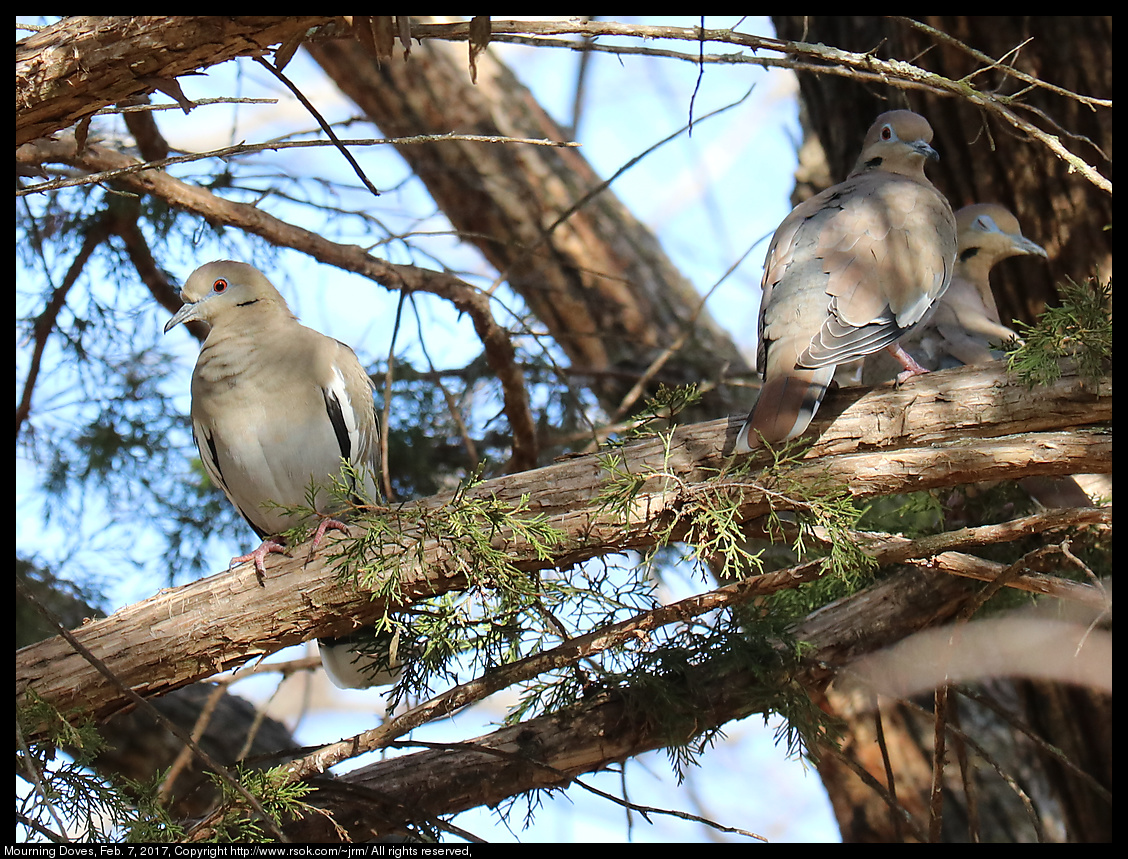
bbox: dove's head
[853,110,939,177]
[955,204,1048,261]
[163,260,293,334]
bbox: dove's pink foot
[887,342,930,385]
[311,517,350,550]
[232,539,288,584]
[232,519,350,585]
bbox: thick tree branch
[16,361,1110,732]
[16,16,331,146]
[283,563,1020,840]
[20,17,1108,194]
[275,507,1109,788]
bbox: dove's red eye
[213,279,228,293]
[881,125,893,140]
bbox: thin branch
[16,578,288,843]
[410,292,479,469]
[380,290,408,501]
[821,742,928,842]
[94,96,279,114]
[16,217,111,440]
[392,740,768,841]
[16,719,70,842]
[17,136,539,473]
[954,685,1112,803]
[17,18,1108,194]
[486,86,754,296]
[604,228,766,430]
[252,55,382,199]
[873,707,904,841]
[889,17,1110,109]
[841,507,1111,607]
[281,498,1107,782]
[158,683,227,804]
[282,556,833,782]
[929,685,949,841]
[17,362,1112,737]
[896,693,1047,841]
[404,19,1111,194]
[16,134,581,198]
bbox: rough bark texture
[288,557,1108,842]
[768,17,1113,841]
[16,16,332,146]
[772,16,1113,329]
[17,564,298,820]
[16,18,1111,842]
[289,566,984,841]
[17,362,1110,731]
[306,31,751,416]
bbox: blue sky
[17,16,841,842]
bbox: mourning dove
[848,207,1089,508]
[927,203,1045,365]
[938,207,1092,509]
[734,110,957,453]
[859,203,1046,380]
[164,260,399,688]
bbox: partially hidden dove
[857,202,1046,382]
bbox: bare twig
[16,217,111,440]
[604,229,765,430]
[403,19,1111,194]
[282,556,832,781]
[930,685,950,841]
[18,137,539,473]
[16,578,288,843]
[17,19,1108,194]
[16,719,70,842]
[896,693,1047,841]
[95,97,279,115]
[16,134,581,198]
[252,55,382,199]
[954,685,1112,803]
[393,739,768,841]
[411,293,480,469]
[380,291,408,501]
[281,499,1107,781]
[889,17,1110,109]
[822,742,928,842]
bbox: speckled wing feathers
[735,111,957,453]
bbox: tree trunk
[772,16,1112,328]
[307,31,751,417]
[771,17,1112,840]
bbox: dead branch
[16,16,331,146]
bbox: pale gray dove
[927,203,1046,366]
[943,207,1091,509]
[164,260,399,689]
[734,110,957,453]
[858,202,1046,380]
[850,206,1091,508]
